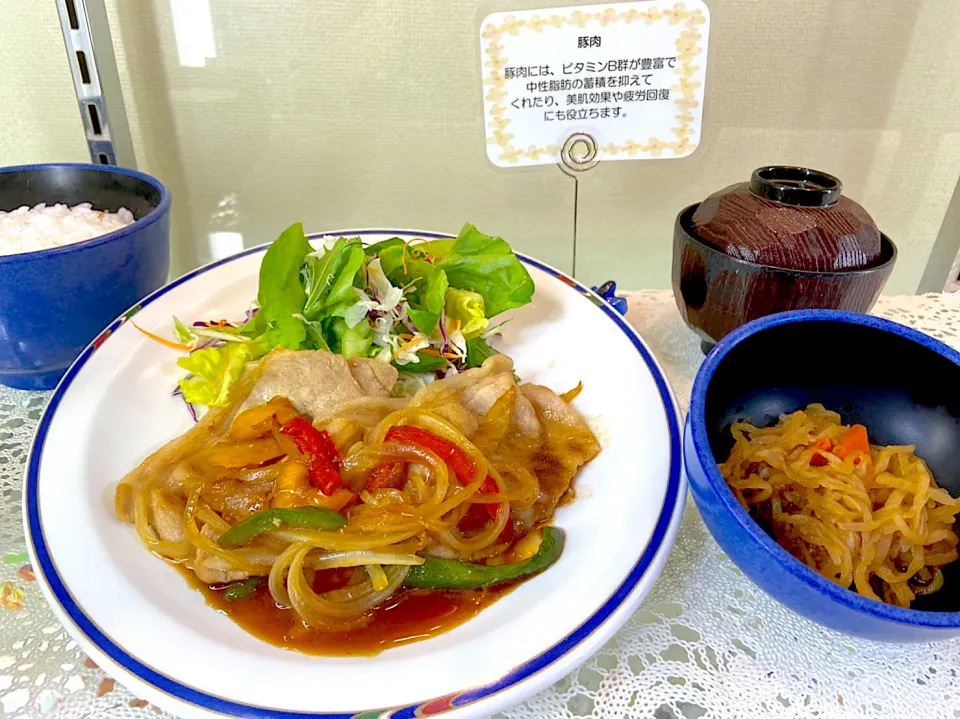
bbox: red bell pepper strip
[809,437,832,467]
[308,461,341,496]
[385,426,476,484]
[810,453,829,467]
[457,503,490,533]
[281,418,336,464]
[281,418,342,495]
[478,476,500,519]
[458,501,514,540]
[366,462,406,491]
[281,417,342,470]
[385,426,502,518]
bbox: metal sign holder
[557,131,599,278]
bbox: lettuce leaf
[257,223,312,350]
[431,224,534,317]
[392,352,447,373]
[465,336,494,369]
[379,245,448,336]
[294,313,330,351]
[445,288,488,339]
[238,309,265,339]
[364,237,405,257]
[325,317,373,359]
[172,316,194,343]
[177,343,252,407]
[302,237,366,321]
[423,239,453,258]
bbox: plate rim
[23,229,684,718]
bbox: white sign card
[480,1,710,168]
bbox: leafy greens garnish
[257,222,312,350]
[166,222,534,411]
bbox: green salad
[161,223,534,412]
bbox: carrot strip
[419,347,459,359]
[392,337,426,361]
[560,382,584,403]
[834,424,871,466]
[132,322,192,352]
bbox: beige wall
[0,2,88,166]
[5,1,960,295]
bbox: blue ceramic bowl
[685,309,960,642]
[0,164,171,390]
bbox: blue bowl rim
[0,162,171,266]
[688,308,960,628]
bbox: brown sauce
[176,566,514,656]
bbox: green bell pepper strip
[403,526,565,590]
[222,577,262,601]
[217,507,347,549]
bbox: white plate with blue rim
[24,229,685,719]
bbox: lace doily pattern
[3,291,960,718]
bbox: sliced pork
[241,350,398,418]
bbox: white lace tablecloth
[2,291,960,719]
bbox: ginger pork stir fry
[115,351,599,630]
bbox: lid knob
[748,166,842,207]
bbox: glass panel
[94,1,960,293]
[104,0,578,279]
